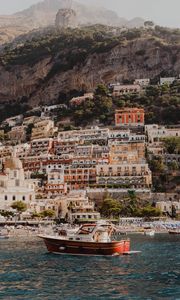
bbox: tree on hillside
[163,137,180,154]
[32,212,42,219]
[171,205,177,219]
[11,201,27,220]
[160,84,170,95]
[94,84,113,123]
[145,86,160,97]
[0,132,5,142]
[149,156,166,173]
[120,190,142,217]
[100,198,122,219]
[0,210,14,219]
[120,191,162,218]
[11,201,27,213]
[94,84,109,97]
[140,206,161,218]
[41,209,55,219]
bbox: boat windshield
[78,225,96,235]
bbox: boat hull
[41,236,130,256]
[169,230,180,235]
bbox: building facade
[115,108,145,127]
[0,157,35,210]
[112,84,141,97]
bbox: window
[4,195,8,201]
[13,196,16,201]
[15,179,20,187]
[0,181,4,187]
[22,196,26,201]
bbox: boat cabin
[68,223,113,243]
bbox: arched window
[22,196,26,201]
[13,196,16,201]
[4,195,8,201]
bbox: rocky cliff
[0,26,179,106]
[55,9,77,28]
[0,0,145,45]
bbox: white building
[2,115,23,128]
[30,138,53,155]
[14,143,31,159]
[58,191,100,222]
[166,128,180,138]
[29,199,58,216]
[58,126,109,143]
[156,201,180,216]
[43,104,67,113]
[23,116,39,126]
[45,169,67,197]
[145,125,180,144]
[41,104,67,118]
[112,84,141,97]
[160,77,175,85]
[0,157,35,210]
[70,93,94,106]
[8,126,27,143]
[96,163,152,189]
[0,146,13,159]
[134,79,150,87]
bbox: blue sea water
[0,234,180,300]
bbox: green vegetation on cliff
[1,25,179,68]
[100,192,161,218]
[1,25,122,67]
[68,82,180,126]
[0,25,180,126]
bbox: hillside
[0,25,179,125]
[0,0,145,45]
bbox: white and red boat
[39,221,130,256]
[168,229,180,235]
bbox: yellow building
[109,140,145,164]
[31,119,57,140]
[96,163,152,189]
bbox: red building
[115,108,145,127]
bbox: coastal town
[0,0,180,299]
[0,76,179,236]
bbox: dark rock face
[0,36,179,106]
[55,8,77,28]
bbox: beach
[1,219,180,239]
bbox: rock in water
[55,9,77,29]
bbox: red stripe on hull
[43,238,130,256]
[169,231,180,235]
